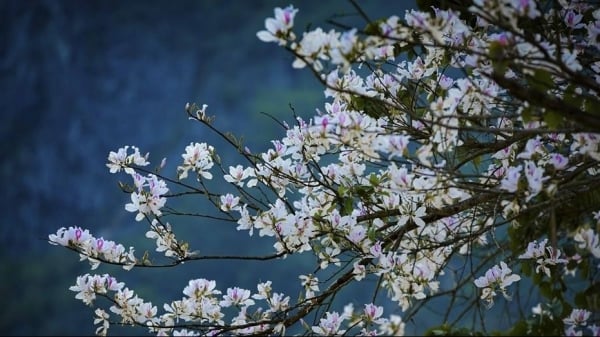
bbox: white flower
[183,279,220,300]
[500,165,522,193]
[519,239,548,259]
[378,314,405,336]
[398,196,427,227]
[474,261,521,307]
[549,153,568,170]
[256,5,298,45]
[219,287,255,307]
[353,261,367,281]
[299,274,319,299]
[224,165,255,187]
[106,146,149,175]
[124,174,168,221]
[177,142,214,180]
[519,238,568,277]
[573,227,600,258]
[363,303,384,324]
[173,329,200,336]
[69,274,97,305]
[220,193,240,211]
[93,308,110,336]
[312,311,346,335]
[524,160,548,201]
[564,308,591,327]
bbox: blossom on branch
[474,261,521,308]
[177,142,215,180]
[49,1,600,335]
[106,145,149,175]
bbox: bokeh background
[1,1,416,335]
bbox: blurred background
[0,0,415,335]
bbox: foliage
[49,0,600,336]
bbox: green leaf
[350,95,390,119]
[369,173,380,186]
[342,197,354,216]
[584,97,600,116]
[506,320,528,336]
[581,282,600,311]
[540,281,553,298]
[543,109,562,129]
[367,226,378,241]
[472,154,482,169]
[564,84,584,113]
[530,69,553,92]
[425,324,484,336]
[521,106,533,123]
[117,181,135,193]
[488,41,508,74]
[338,185,348,197]
[354,185,374,200]
[364,18,386,35]
[521,261,532,277]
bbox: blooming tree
[49,1,600,335]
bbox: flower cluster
[311,303,405,336]
[106,145,149,175]
[125,172,169,221]
[177,142,215,180]
[518,238,568,277]
[563,308,598,336]
[106,146,170,221]
[49,226,137,270]
[75,276,284,336]
[145,219,190,260]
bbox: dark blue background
[1,1,414,335]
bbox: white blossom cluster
[49,1,600,335]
